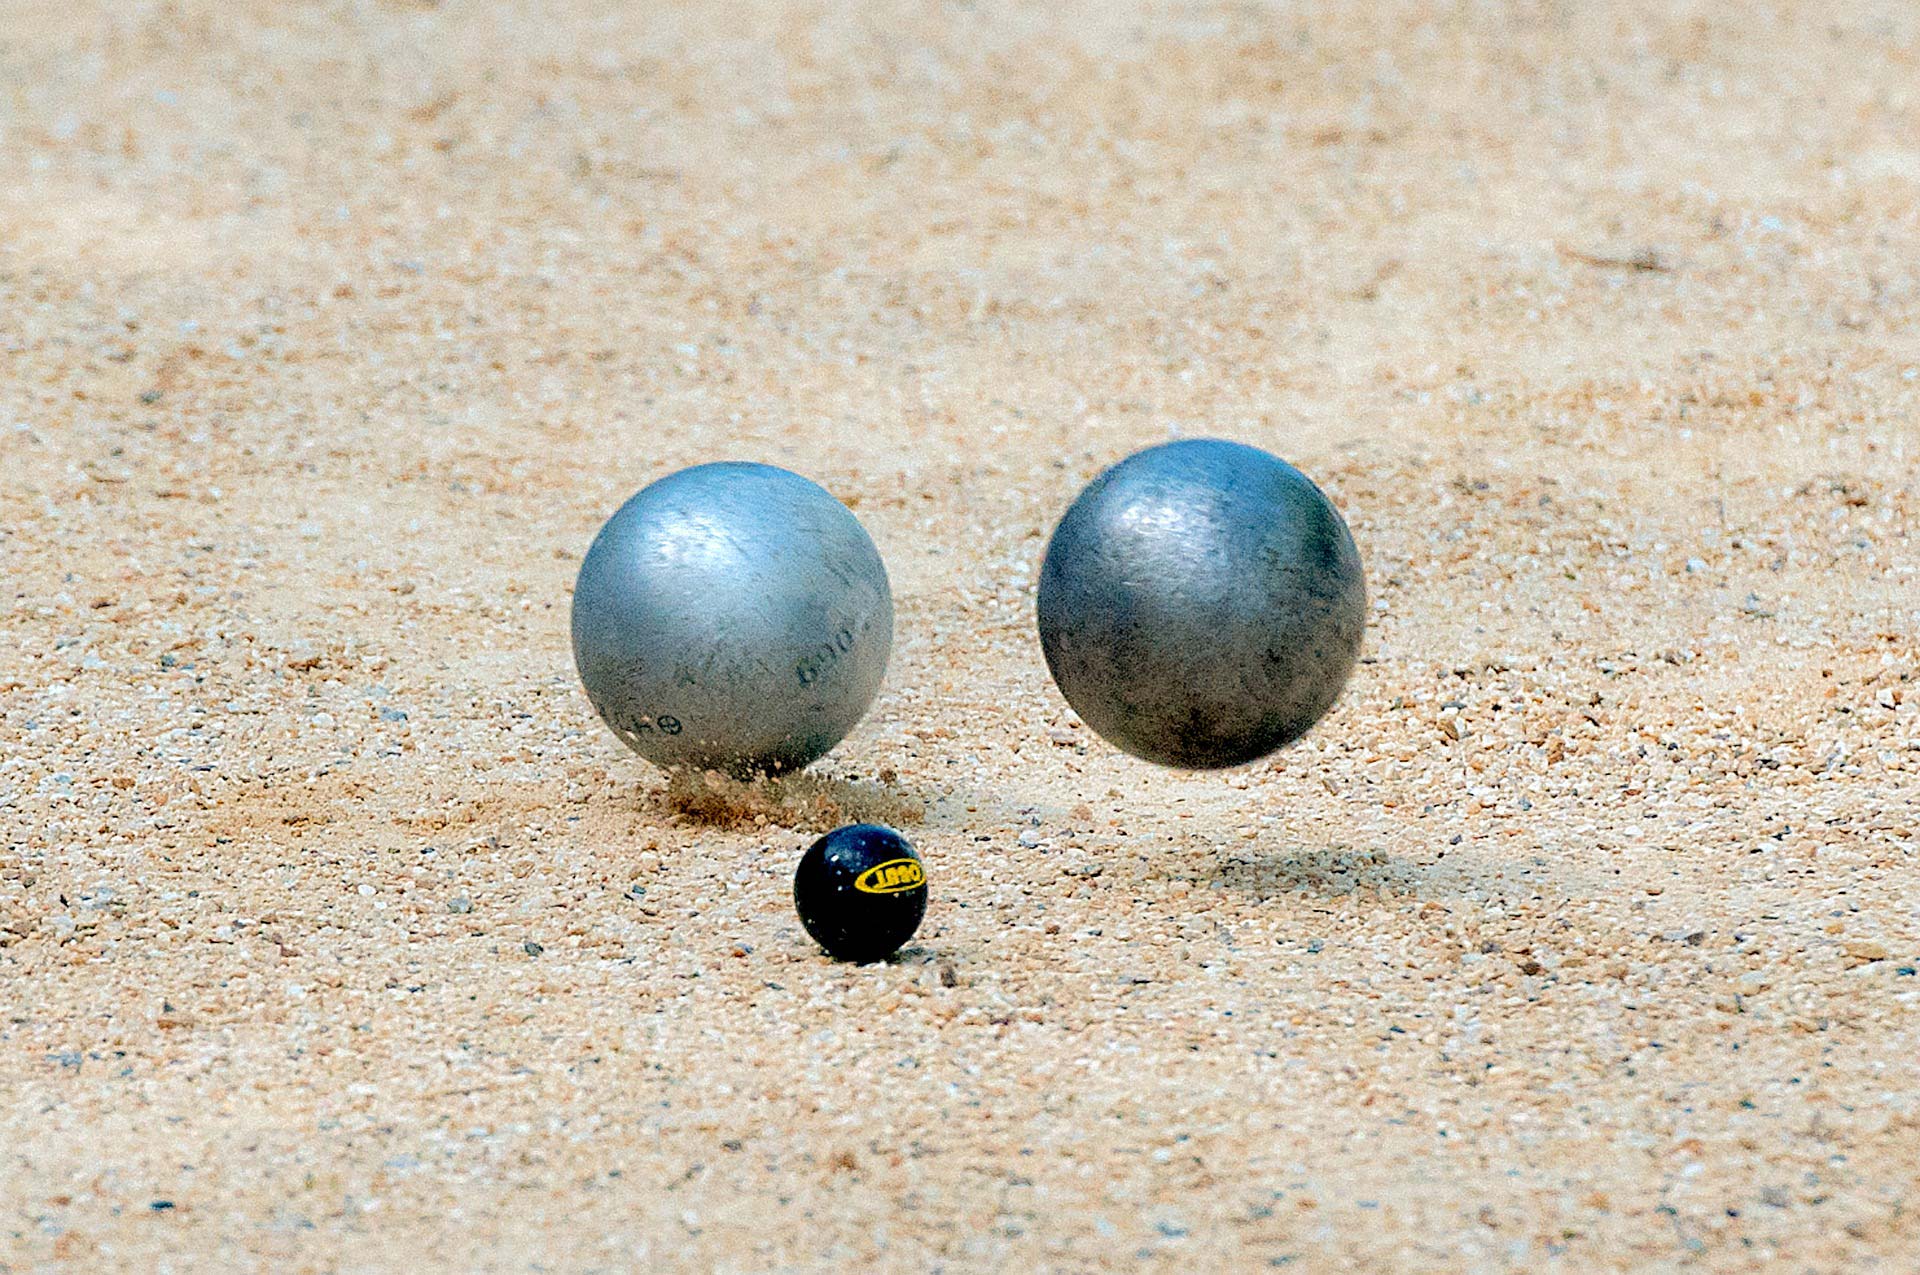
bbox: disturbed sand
[2,2,1918,1270]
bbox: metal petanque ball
[571,462,893,777]
[1036,438,1366,769]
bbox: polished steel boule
[571,462,893,776]
[1036,439,1366,769]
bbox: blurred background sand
[2,2,1917,1269]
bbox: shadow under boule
[652,766,929,833]
[1210,843,1467,901]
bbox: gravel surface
[2,2,1917,1270]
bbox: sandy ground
[3,1,1919,1270]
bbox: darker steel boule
[1036,439,1366,769]
[571,462,893,777]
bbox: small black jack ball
[793,824,927,963]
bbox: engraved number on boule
[618,713,684,737]
[795,627,858,687]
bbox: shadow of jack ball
[571,462,893,777]
[1037,439,1367,769]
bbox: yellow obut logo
[854,858,925,895]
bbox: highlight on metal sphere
[571,462,893,777]
[1036,438,1366,769]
